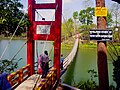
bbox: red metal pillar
[54,0,62,80]
[27,0,35,75]
[96,0,109,89]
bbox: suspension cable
[0,5,31,61]
[42,4,58,53]
[0,5,33,71]
[10,39,28,61]
[2,39,29,70]
[35,4,58,61]
[34,4,58,73]
[0,15,24,60]
[35,11,41,59]
[36,40,39,59]
[35,4,58,54]
[35,10,45,21]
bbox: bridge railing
[36,67,57,90]
[7,65,57,90]
[7,64,30,89]
[63,38,79,69]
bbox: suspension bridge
[1,0,119,90]
[0,0,80,89]
[6,38,79,90]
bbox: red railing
[35,67,57,90]
[7,64,30,89]
[7,65,58,90]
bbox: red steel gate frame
[27,0,62,80]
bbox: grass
[0,36,27,40]
[80,42,97,48]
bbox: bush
[73,69,98,90]
[113,56,120,90]
[0,58,22,74]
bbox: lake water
[61,47,115,87]
[0,40,115,87]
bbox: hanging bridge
[0,0,81,90]
[7,38,79,90]
[1,0,120,90]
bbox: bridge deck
[15,74,42,90]
[61,38,79,75]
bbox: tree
[78,7,95,41]
[79,7,94,25]
[109,3,120,27]
[109,3,120,42]
[73,11,78,20]
[80,25,91,40]
[106,11,113,28]
[73,11,78,34]
[62,18,74,40]
[66,18,74,37]
[0,0,30,36]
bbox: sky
[20,0,118,22]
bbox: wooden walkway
[15,74,42,90]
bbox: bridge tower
[27,0,62,80]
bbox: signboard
[95,7,108,16]
[89,29,112,41]
[36,25,50,34]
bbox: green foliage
[73,11,78,20]
[80,24,91,40]
[88,69,98,81]
[62,18,74,40]
[79,7,94,25]
[75,80,97,90]
[0,0,30,36]
[73,69,98,90]
[113,56,120,89]
[106,11,113,27]
[0,58,22,74]
[62,7,97,41]
[108,42,120,89]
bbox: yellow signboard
[95,7,108,16]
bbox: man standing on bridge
[38,51,50,78]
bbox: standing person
[38,51,50,78]
[60,54,64,70]
[38,54,42,74]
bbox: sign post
[96,0,109,90]
[95,7,107,16]
[89,29,112,41]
